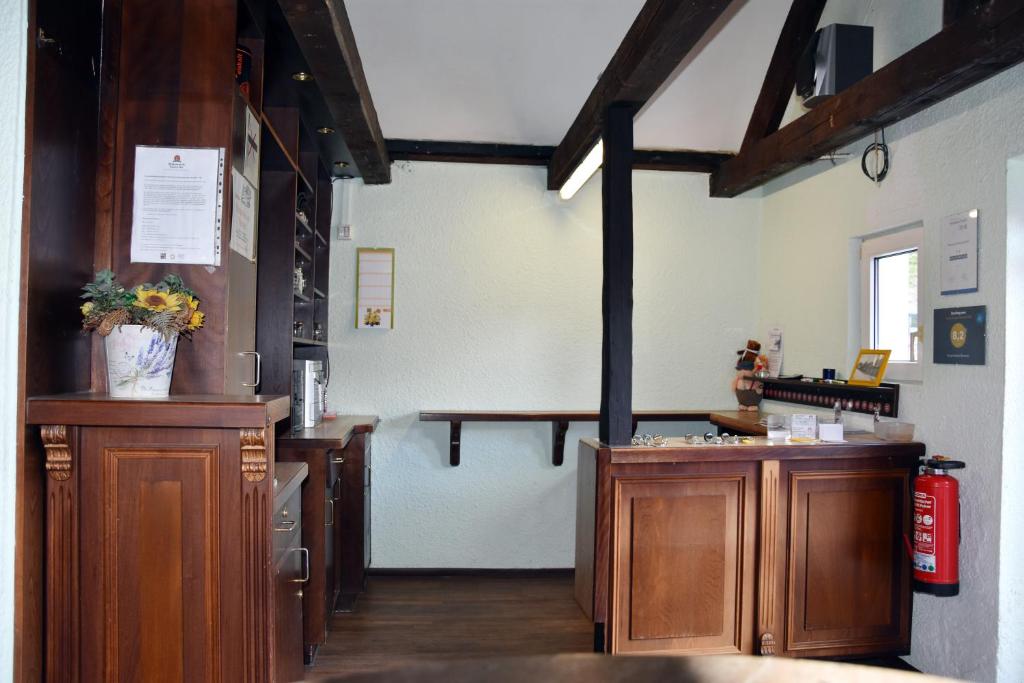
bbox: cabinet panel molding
[610,471,756,655]
[784,468,911,656]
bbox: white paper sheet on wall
[130,145,224,266]
[767,326,784,377]
[940,209,979,295]
[229,168,257,262]
[356,248,394,329]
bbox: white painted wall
[758,61,1024,683]
[997,159,1024,683]
[328,162,759,568]
[0,0,28,678]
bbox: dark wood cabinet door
[274,543,306,683]
[782,465,912,657]
[609,465,757,655]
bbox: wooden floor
[307,575,593,678]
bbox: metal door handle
[332,456,345,464]
[239,351,261,388]
[291,547,310,583]
[274,520,296,532]
[325,497,334,526]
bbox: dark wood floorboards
[307,575,594,678]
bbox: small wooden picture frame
[848,349,891,386]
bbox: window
[860,225,924,382]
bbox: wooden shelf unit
[250,2,338,427]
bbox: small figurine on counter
[732,340,768,411]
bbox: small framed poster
[934,305,986,365]
[940,210,979,295]
[356,248,394,329]
[848,348,891,386]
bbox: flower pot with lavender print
[104,325,178,397]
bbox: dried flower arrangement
[81,270,204,339]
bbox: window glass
[873,250,919,362]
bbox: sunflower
[187,309,205,331]
[133,288,183,312]
[183,294,200,311]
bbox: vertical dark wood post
[599,104,634,446]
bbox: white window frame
[859,224,924,383]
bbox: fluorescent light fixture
[558,140,603,201]
[968,209,979,218]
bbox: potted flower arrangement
[81,270,204,398]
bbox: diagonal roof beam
[546,0,739,191]
[712,0,1024,197]
[278,0,391,183]
[739,0,827,152]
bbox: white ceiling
[344,1,858,153]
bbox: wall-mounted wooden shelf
[762,377,899,417]
[292,337,326,347]
[419,410,716,466]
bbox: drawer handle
[325,497,334,526]
[274,520,296,532]
[332,457,345,464]
[291,547,310,583]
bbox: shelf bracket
[552,421,570,466]
[449,421,462,466]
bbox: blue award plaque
[933,306,986,365]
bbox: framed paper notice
[940,209,979,295]
[130,145,225,266]
[356,248,394,329]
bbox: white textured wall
[997,159,1024,683]
[328,162,759,567]
[759,62,1024,682]
[0,0,28,678]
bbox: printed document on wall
[130,145,225,266]
[229,168,257,262]
[356,248,394,329]
[940,209,978,295]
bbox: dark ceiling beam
[387,140,732,173]
[711,0,1024,198]
[547,0,739,191]
[277,0,391,183]
[739,0,827,152]
[386,140,555,166]
[632,149,733,173]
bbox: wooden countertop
[26,392,290,428]
[580,433,924,463]
[708,410,767,435]
[419,410,713,422]
[273,461,308,508]
[278,414,380,449]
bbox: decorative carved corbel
[760,632,777,656]
[41,425,72,481]
[240,428,267,482]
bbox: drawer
[273,487,302,566]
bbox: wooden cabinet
[273,463,307,683]
[277,416,378,663]
[610,465,757,655]
[26,393,310,682]
[576,437,922,659]
[779,462,912,657]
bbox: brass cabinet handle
[325,497,334,526]
[291,547,310,583]
[274,520,296,532]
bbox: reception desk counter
[575,434,923,658]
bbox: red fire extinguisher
[912,456,966,596]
